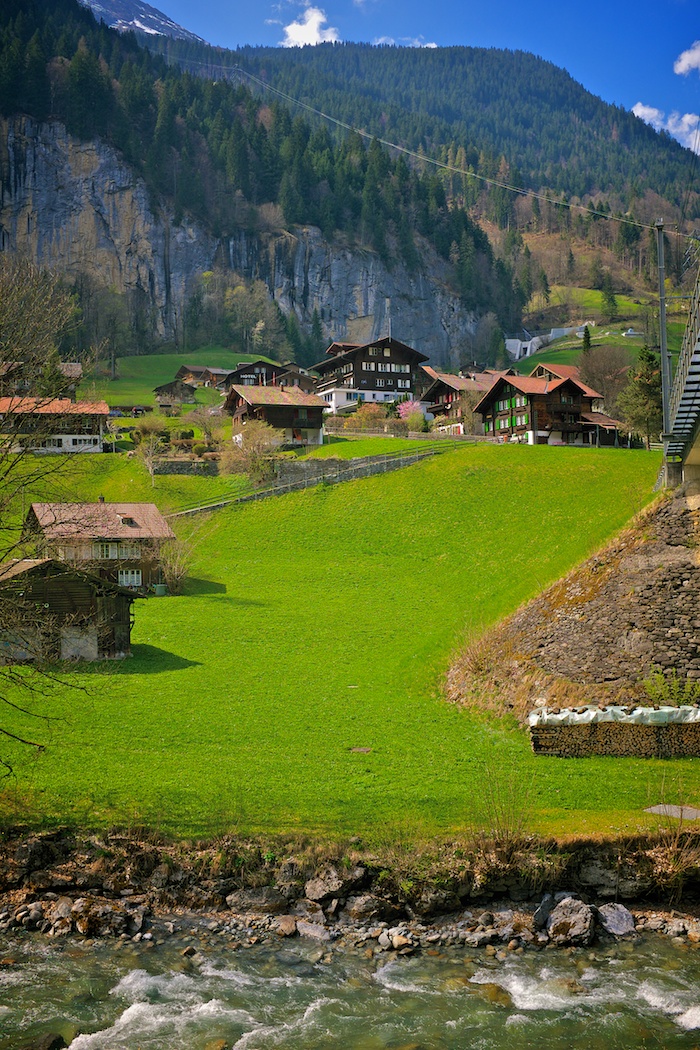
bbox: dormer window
[119,515,135,526]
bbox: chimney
[98,495,105,503]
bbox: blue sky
[160,0,700,150]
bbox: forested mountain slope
[0,0,524,362]
[141,37,700,220]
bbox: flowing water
[3,930,700,1049]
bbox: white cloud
[633,101,700,152]
[674,40,700,76]
[280,6,340,46]
[373,35,436,48]
[632,102,665,125]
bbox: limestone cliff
[0,116,474,365]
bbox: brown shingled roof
[28,503,175,541]
[229,385,327,408]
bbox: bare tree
[221,421,283,484]
[0,257,88,765]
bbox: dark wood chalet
[313,337,429,414]
[24,502,176,591]
[422,372,492,434]
[153,379,197,413]
[475,370,624,445]
[0,559,136,663]
[215,360,317,395]
[0,360,83,400]
[224,385,327,446]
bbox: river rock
[342,894,384,922]
[533,893,554,930]
[295,920,331,942]
[413,888,461,917]
[17,1034,67,1050]
[546,897,596,946]
[275,915,297,937]
[225,887,288,915]
[597,903,636,937]
[304,865,364,903]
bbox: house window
[384,348,391,357]
[397,379,410,389]
[95,542,119,559]
[368,347,380,356]
[118,543,141,559]
[362,361,376,371]
[118,569,142,588]
[378,362,391,372]
[376,379,385,388]
[561,394,573,404]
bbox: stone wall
[274,450,437,488]
[531,721,700,758]
[153,459,219,476]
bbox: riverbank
[2,827,700,951]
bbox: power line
[162,49,696,238]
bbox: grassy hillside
[1,444,670,840]
[84,349,274,408]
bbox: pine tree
[617,346,662,449]
[582,325,591,352]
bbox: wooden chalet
[24,501,176,591]
[224,385,327,446]
[215,360,317,395]
[0,360,83,400]
[0,396,109,452]
[153,379,197,413]
[475,366,625,445]
[313,337,429,414]
[174,364,209,387]
[422,372,492,434]
[0,559,136,663]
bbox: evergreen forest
[0,0,526,337]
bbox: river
[4,928,700,1048]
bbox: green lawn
[304,436,439,459]
[2,444,677,840]
[12,454,249,519]
[83,347,275,408]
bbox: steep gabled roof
[423,372,491,403]
[27,503,175,542]
[473,373,602,414]
[228,385,327,409]
[0,558,136,597]
[0,397,109,416]
[315,336,429,372]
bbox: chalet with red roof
[224,385,327,446]
[474,363,626,446]
[422,372,492,434]
[24,502,175,591]
[0,397,109,452]
[313,337,429,414]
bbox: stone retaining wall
[531,721,700,758]
[153,459,219,476]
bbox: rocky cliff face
[0,117,473,365]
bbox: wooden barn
[0,559,136,663]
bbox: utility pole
[656,219,672,458]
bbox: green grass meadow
[84,347,271,408]
[3,443,682,842]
